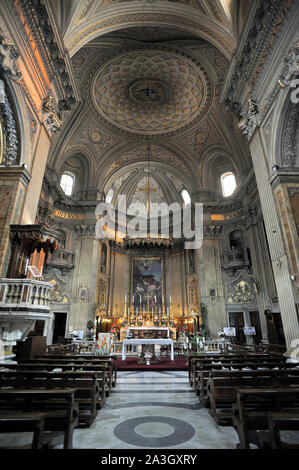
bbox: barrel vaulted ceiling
[48,0,254,202]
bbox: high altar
[95,245,203,341]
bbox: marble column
[248,129,299,349]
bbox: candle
[170,295,172,303]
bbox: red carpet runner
[116,356,188,371]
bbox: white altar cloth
[122,339,174,361]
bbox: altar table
[122,339,174,361]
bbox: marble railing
[0,278,53,310]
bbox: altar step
[116,356,188,371]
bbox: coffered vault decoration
[88,48,212,137]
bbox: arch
[64,6,236,59]
[57,149,93,196]
[270,87,299,170]
[0,76,25,167]
[199,146,240,198]
[97,142,198,193]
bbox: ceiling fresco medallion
[88,48,212,138]
[127,79,170,104]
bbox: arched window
[105,188,114,204]
[221,172,236,197]
[181,189,191,206]
[60,172,75,196]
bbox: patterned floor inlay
[0,370,240,449]
[114,416,195,447]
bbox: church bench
[193,360,294,397]
[17,358,114,395]
[191,356,287,392]
[0,412,46,449]
[188,353,274,386]
[232,388,299,449]
[199,368,299,407]
[0,389,78,449]
[207,373,299,424]
[0,370,101,426]
[267,416,299,449]
[19,357,117,391]
[0,363,108,409]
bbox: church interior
[0,0,299,452]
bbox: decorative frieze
[282,103,299,168]
[0,79,18,166]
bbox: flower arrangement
[143,348,153,358]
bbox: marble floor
[0,370,241,449]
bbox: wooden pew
[18,357,116,393]
[207,370,299,424]
[188,353,278,388]
[0,363,107,410]
[0,412,46,449]
[0,389,78,449]
[199,368,299,408]
[0,370,101,426]
[232,388,299,449]
[34,355,118,388]
[191,356,288,393]
[194,360,295,399]
[268,416,299,449]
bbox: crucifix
[137,179,157,213]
